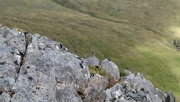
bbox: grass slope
[0,0,180,100]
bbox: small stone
[25,33,32,41]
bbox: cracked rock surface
[0,25,176,102]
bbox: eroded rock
[166,91,176,102]
[86,55,100,67]
[0,28,26,54]
[56,83,83,102]
[0,26,176,102]
[101,59,120,80]
[14,34,90,101]
[84,74,108,101]
[0,28,25,79]
[0,92,11,102]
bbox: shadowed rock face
[0,25,176,102]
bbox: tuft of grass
[89,65,110,80]
[15,27,26,32]
[89,65,121,90]
[120,71,127,77]
[0,87,4,94]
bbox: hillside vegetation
[0,0,180,100]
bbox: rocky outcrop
[0,25,176,102]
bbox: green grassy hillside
[0,0,180,100]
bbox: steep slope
[0,0,180,100]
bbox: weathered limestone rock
[0,27,26,78]
[11,91,35,102]
[0,92,11,102]
[0,28,26,54]
[12,34,90,101]
[153,88,167,102]
[105,83,125,101]
[0,26,176,102]
[84,74,108,101]
[55,83,83,102]
[86,55,100,66]
[122,72,163,102]
[1,76,17,93]
[0,44,20,79]
[166,91,176,102]
[101,59,120,80]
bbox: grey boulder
[86,55,100,67]
[101,59,120,80]
[84,74,108,101]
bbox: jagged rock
[101,72,175,102]
[105,83,124,101]
[101,59,120,80]
[153,88,167,102]
[1,76,17,92]
[0,28,26,54]
[102,83,136,102]
[0,92,11,102]
[84,74,108,101]
[13,34,90,101]
[14,71,57,102]
[166,91,176,102]
[86,55,100,66]
[55,83,83,102]
[0,26,176,102]
[0,44,20,79]
[0,27,24,91]
[122,72,163,102]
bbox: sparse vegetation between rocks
[89,65,110,80]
